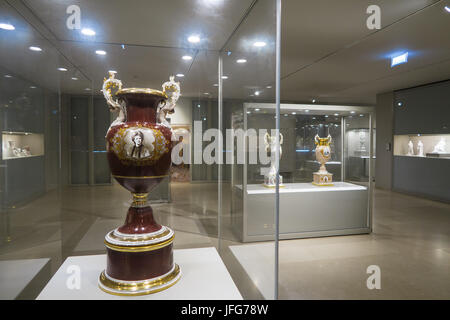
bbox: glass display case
[231,103,375,242]
[2,131,44,160]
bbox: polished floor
[0,182,448,299]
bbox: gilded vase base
[313,172,333,186]
[98,264,181,296]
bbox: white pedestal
[37,247,242,300]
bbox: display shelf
[236,181,366,194]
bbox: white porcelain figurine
[407,140,414,156]
[417,140,424,157]
[263,131,283,188]
[432,137,446,153]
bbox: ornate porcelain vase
[98,72,181,296]
[313,134,333,186]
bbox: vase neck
[127,105,157,123]
[119,93,166,123]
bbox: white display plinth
[37,247,242,300]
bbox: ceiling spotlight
[305,109,310,113]
[95,50,107,55]
[0,23,15,30]
[213,84,218,87]
[236,59,247,64]
[176,73,184,77]
[188,35,200,43]
[334,113,339,116]
[29,46,42,52]
[350,111,355,114]
[203,92,210,95]
[247,111,251,114]
[221,76,228,79]
[30,86,36,89]
[182,55,193,61]
[255,108,260,111]
[292,112,297,115]
[397,102,403,107]
[84,88,91,91]
[445,6,450,13]
[266,86,272,89]
[71,77,78,80]
[58,67,68,71]
[4,75,12,78]
[253,41,266,47]
[255,91,260,96]
[324,115,329,118]
[81,28,96,36]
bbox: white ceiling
[0,0,449,105]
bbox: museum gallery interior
[0,0,449,300]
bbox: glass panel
[221,0,278,300]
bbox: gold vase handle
[102,71,123,111]
[158,76,181,127]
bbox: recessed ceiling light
[253,41,266,47]
[266,86,272,89]
[0,23,15,30]
[188,35,200,43]
[58,67,68,71]
[247,111,251,114]
[213,84,218,87]
[350,111,355,114]
[324,115,329,118]
[391,52,408,67]
[292,112,296,115]
[255,91,260,96]
[182,55,193,61]
[176,73,184,77]
[255,108,260,111]
[236,59,247,64]
[221,76,228,79]
[95,50,107,55]
[305,109,309,113]
[334,113,339,116]
[30,86,36,89]
[4,75,12,78]
[203,92,210,95]
[84,88,91,91]
[29,46,42,52]
[445,6,450,13]
[397,102,403,107]
[360,114,364,117]
[71,77,78,80]
[81,28,96,36]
